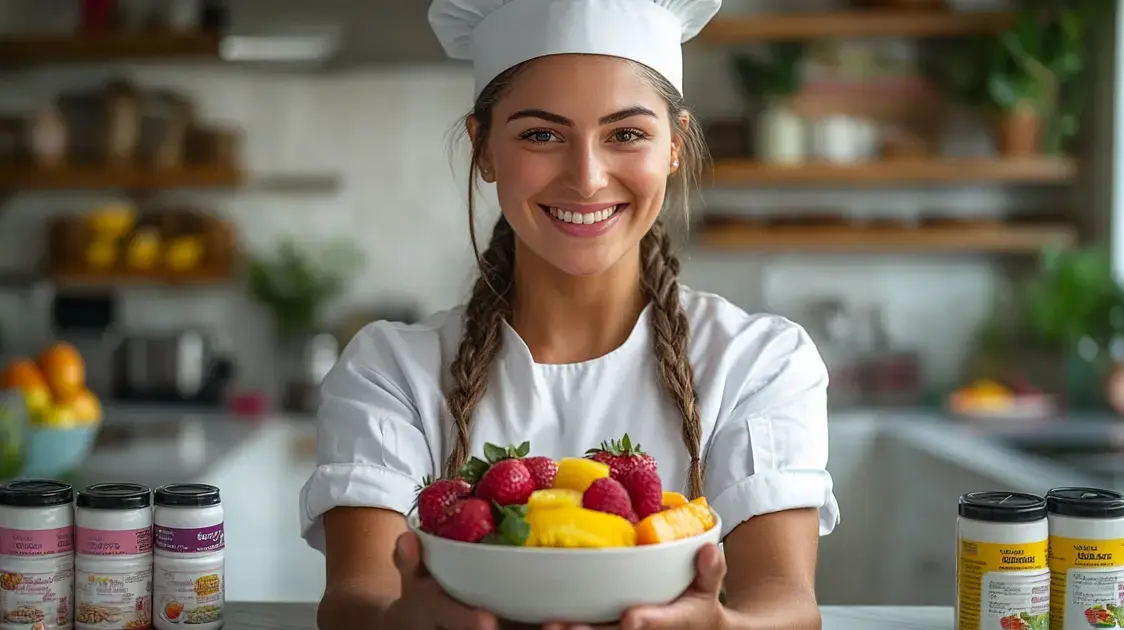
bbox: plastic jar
[956,491,1050,630]
[0,480,75,630]
[1046,486,1124,629]
[74,483,153,630]
[152,484,224,630]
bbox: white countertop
[823,607,950,629]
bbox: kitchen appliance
[111,329,235,406]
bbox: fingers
[393,531,428,579]
[420,579,499,630]
[692,543,727,596]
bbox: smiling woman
[302,2,839,630]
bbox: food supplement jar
[956,491,1050,630]
[1046,486,1124,629]
[0,480,75,630]
[153,484,224,630]
[75,483,154,630]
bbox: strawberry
[585,433,657,482]
[582,477,637,523]
[414,477,472,532]
[522,456,558,490]
[458,441,536,506]
[621,467,663,520]
[476,459,535,506]
[434,498,495,543]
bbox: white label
[979,569,1051,629]
[1064,567,1124,628]
[75,567,152,629]
[0,566,73,629]
[153,562,223,627]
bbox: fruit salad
[414,435,717,548]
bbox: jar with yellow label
[956,491,1050,630]
[1046,486,1124,630]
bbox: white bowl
[410,511,722,625]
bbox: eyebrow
[506,106,658,126]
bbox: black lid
[77,483,152,510]
[959,491,1047,523]
[154,483,221,507]
[1046,487,1124,519]
[0,479,74,507]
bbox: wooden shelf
[49,270,235,288]
[697,222,1077,254]
[0,32,221,64]
[0,165,244,190]
[697,10,1014,43]
[708,158,1078,186]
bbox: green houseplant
[732,43,806,164]
[247,237,364,336]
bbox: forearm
[316,585,399,630]
[722,576,821,630]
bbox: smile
[540,204,624,225]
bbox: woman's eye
[522,129,557,143]
[612,129,647,143]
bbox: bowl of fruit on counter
[0,343,103,480]
[410,436,721,625]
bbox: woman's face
[475,55,681,278]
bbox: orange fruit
[37,343,85,400]
[0,358,48,392]
[60,388,102,424]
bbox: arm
[703,316,839,629]
[298,322,435,629]
[317,507,407,629]
[721,508,822,630]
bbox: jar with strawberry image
[1046,486,1124,630]
[152,484,223,630]
[0,480,74,630]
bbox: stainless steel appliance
[111,329,235,406]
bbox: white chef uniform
[299,0,840,552]
[300,286,840,551]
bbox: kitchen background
[0,0,1122,611]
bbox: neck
[510,240,646,365]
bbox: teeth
[548,205,618,225]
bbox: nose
[565,141,609,199]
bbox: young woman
[301,1,839,628]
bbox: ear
[670,111,690,174]
[466,115,496,183]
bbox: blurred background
[0,0,1119,610]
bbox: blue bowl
[18,423,100,479]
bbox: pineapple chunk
[552,458,610,492]
[525,507,637,548]
[527,489,583,512]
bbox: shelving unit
[0,32,221,64]
[697,220,1077,254]
[708,157,1078,186]
[0,165,244,190]
[698,10,1014,43]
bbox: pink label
[0,526,74,556]
[76,526,153,556]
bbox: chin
[544,251,622,277]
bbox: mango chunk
[527,489,583,512]
[525,507,637,548]
[552,458,610,493]
[636,497,715,545]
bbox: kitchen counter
[221,602,954,628]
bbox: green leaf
[488,503,531,546]
[458,457,490,484]
[483,443,508,463]
[514,441,530,458]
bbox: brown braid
[641,221,705,499]
[442,216,516,479]
[442,58,711,490]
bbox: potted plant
[732,43,806,164]
[1019,247,1124,410]
[247,237,364,337]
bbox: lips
[540,204,627,225]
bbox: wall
[0,0,1111,398]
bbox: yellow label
[1048,536,1124,630]
[957,539,1050,630]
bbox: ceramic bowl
[409,511,722,625]
[19,423,100,478]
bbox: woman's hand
[543,543,730,630]
[385,531,500,630]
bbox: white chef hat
[429,0,722,100]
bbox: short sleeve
[298,322,435,554]
[703,317,839,539]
